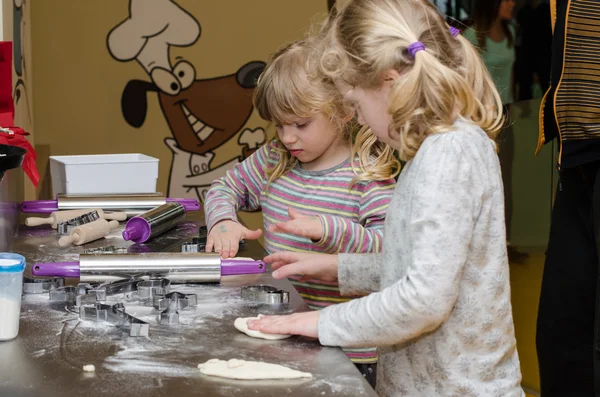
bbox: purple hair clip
[408,42,426,59]
[449,26,461,38]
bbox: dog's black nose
[236,61,266,89]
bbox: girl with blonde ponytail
[249,1,525,396]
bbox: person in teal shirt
[465,0,516,105]
[465,0,523,261]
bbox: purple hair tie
[449,26,460,37]
[408,42,426,59]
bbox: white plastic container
[49,154,159,196]
[0,253,25,341]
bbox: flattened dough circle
[234,314,292,340]
[198,358,312,380]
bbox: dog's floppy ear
[121,80,157,128]
[236,61,266,89]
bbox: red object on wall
[0,41,39,187]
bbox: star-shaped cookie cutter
[153,291,198,325]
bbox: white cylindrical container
[0,253,25,341]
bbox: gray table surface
[0,213,376,397]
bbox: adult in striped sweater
[535,1,600,395]
[203,38,399,387]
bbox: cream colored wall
[29,0,328,158]
[28,0,330,233]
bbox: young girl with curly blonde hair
[204,36,399,387]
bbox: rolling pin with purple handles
[32,253,266,283]
[21,193,200,217]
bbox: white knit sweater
[318,119,524,397]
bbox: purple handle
[221,259,266,276]
[21,200,59,213]
[166,198,200,211]
[32,261,80,278]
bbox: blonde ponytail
[319,0,505,161]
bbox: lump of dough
[197,358,312,380]
[234,314,291,340]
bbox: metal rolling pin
[31,253,266,283]
[20,193,200,216]
[122,202,186,244]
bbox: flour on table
[197,359,312,380]
[234,314,291,340]
[0,298,21,340]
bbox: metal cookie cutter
[57,210,100,235]
[23,277,65,294]
[241,285,289,304]
[181,226,208,253]
[84,246,129,255]
[50,283,102,304]
[137,279,171,302]
[79,302,149,337]
[75,279,140,306]
[49,285,78,303]
[50,279,140,306]
[153,291,198,325]
[180,238,206,253]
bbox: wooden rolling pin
[58,219,120,247]
[25,209,127,228]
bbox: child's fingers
[278,221,297,234]
[247,315,288,333]
[287,207,308,220]
[213,238,222,254]
[223,239,234,259]
[272,221,296,232]
[264,251,304,264]
[242,227,263,240]
[249,312,318,338]
[268,223,285,233]
[271,260,313,279]
[205,236,215,253]
[270,261,286,270]
[271,220,308,237]
[229,240,241,258]
[219,239,230,258]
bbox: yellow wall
[27,0,331,232]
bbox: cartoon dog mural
[107,0,266,201]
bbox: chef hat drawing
[107,0,200,73]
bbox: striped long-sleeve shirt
[204,139,397,363]
[537,0,600,168]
